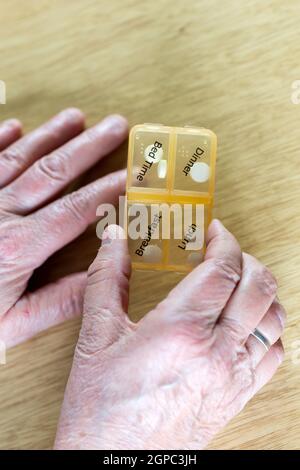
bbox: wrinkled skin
[0,110,128,347]
[55,223,286,450]
[0,113,286,450]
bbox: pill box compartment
[166,203,211,270]
[127,202,165,268]
[172,129,216,195]
[126,124,217,272]
[126,201,212,272]
[127,125,172,192]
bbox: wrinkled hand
[0,111,128,348]
[55,221,285,450]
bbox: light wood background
[0,0,299,450]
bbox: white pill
[190,162,210,183]
[143,245,162,263]
[144,144,163,164]
[186,227,204,250]
[157,159,167,179]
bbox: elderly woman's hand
[55,220,286,450]
[0,110,128,348]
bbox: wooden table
[0,0,299,450]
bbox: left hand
[55,221,285,450]
[0,109,128,349]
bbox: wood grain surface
[0,0,299,450]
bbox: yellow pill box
[125,123,217,272]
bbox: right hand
[55,220,286,450]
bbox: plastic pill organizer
[125,124,217,272]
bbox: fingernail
[101,114,128,134]
[101,230,112,245]
[210,218,224,231]
[3,119,21,129]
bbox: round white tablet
[190,162,210,183]
[187,227,204,250]
[143,245,162,263]
[144,144,163,164]
[157,159,167,179]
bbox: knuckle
[85,125,102,143]
[88,256,112,280]
[0,147,26,171]
[0,218,25,262]
[63,190,89,222]
[35,151,69,183]
[207,257,241,284]
[0,234,18,262]
[75,336,98,360]
[222,317,248,342]
[87,254,130,303]
[56,278,84,321]
[244,254,278,297]
[42,122,65,142]
[253,265,278,297]
[0,190,18,213]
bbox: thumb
[77,224,132,355]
